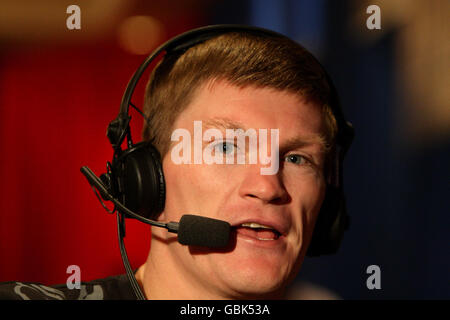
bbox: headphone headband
[120,25,284,115]
[109,24,353,160]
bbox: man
[0,26,348,300]
[133,30,339,299]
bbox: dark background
[0,0,448,299]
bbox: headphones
[99,24,354,257]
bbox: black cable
[81,166,181,299]
[90,185,114,214]
[116,212,146,300]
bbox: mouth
[233,222,282,241]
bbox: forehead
[176,80,325,139]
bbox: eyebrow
[279,136,328,155]
[202,118,247,131]
[202,117,328,152]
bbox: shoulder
[0,281,66,300]
[0,274,135,300]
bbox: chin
[217,257,292,299]
[228,278,287,300]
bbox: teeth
[241,222,273,230]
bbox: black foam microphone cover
[177,215,231,248]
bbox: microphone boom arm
[80,166,179,233]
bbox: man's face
[156,80,327,298]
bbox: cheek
[285,171,326,238]
[161,158,233,219]
[161,159,193,220]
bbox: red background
[0,18,202,285]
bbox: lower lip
[233,229,286,249]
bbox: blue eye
[215,142,235,154]
[284,154,308,165]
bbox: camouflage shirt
[0,274,136,300]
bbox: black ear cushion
[306,186,349,256]
[118,142,165,220]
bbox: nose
[238,165,289,204]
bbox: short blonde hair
[142,32,338,160]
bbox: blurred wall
[213,0,450,300]
[0,0,448,299]
[0,0,210,285]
